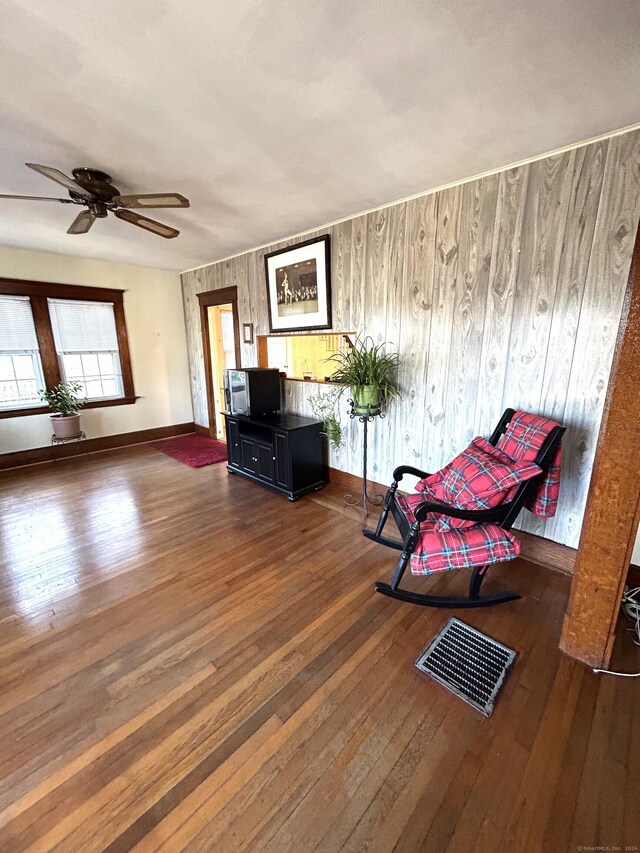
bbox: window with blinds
[48,299,124,399]
[0,279,134,417]
[0,295,45,409]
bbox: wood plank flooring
[0,445,638,852]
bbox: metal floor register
[415,617,517,716]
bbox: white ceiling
[0,0,639,273]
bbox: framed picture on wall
[242,323,254,344]
[264,235,332,333]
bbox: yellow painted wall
[0,246,193,453]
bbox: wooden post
[560,222,640,668]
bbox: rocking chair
[363,408,565,608]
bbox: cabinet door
[241,438,258,475]
[256,443,275,483]
[226,418,241,468]
[274,431,291,489]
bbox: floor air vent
[415,617,516,716]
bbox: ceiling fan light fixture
[89,201,108,218]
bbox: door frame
[198,287,241,439]
[560,221,640,668]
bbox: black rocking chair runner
[363,408,565,608]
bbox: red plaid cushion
[468,435,515,465]
[409,523,521,575]
[498,411,552,462]
[415,438,541,532]
[397,492,441,527]
[528,455,561,517]
[472,435,531,502]
[497,410,562,517]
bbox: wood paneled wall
[181,129,640,549]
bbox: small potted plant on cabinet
[40,381,87,439]
[327,336,400,415]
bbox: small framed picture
[264,234,332,333]
[242,323,254,344]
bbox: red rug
[150,433,228,468]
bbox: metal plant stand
[51,432,87,461]
[343,400,385,517]
[51,431,86,446]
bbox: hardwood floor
[0,445,638,852]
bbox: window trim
[0,278,136,419]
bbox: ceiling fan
[0,163,190,239]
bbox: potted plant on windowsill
[39,381,87,439]
[327,336,400,415]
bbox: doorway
[207,304,236,439]
[198,287,241,440]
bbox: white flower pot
[50,413,82,439]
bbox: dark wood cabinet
[226,417,241,468]
[256,442,274,483]
[240,437,257,474]
[224,411,325,500]
[274,430,290,489]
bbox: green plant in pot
[39,381,87,440]
[327,336,400,415]
[309,388,344,451]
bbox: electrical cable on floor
[593,586,640,677]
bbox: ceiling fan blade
[26,163,94,198]
[114,192,190,209]
[114,209,179,239]
[0,194,74,202]
[67,210,96,235]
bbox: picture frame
[242,322,254,344]
[264,234,332,333]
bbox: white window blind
[0,295,39,351]
[48,299,119,352]
[0,295,44,409]
[48,298,124,400]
